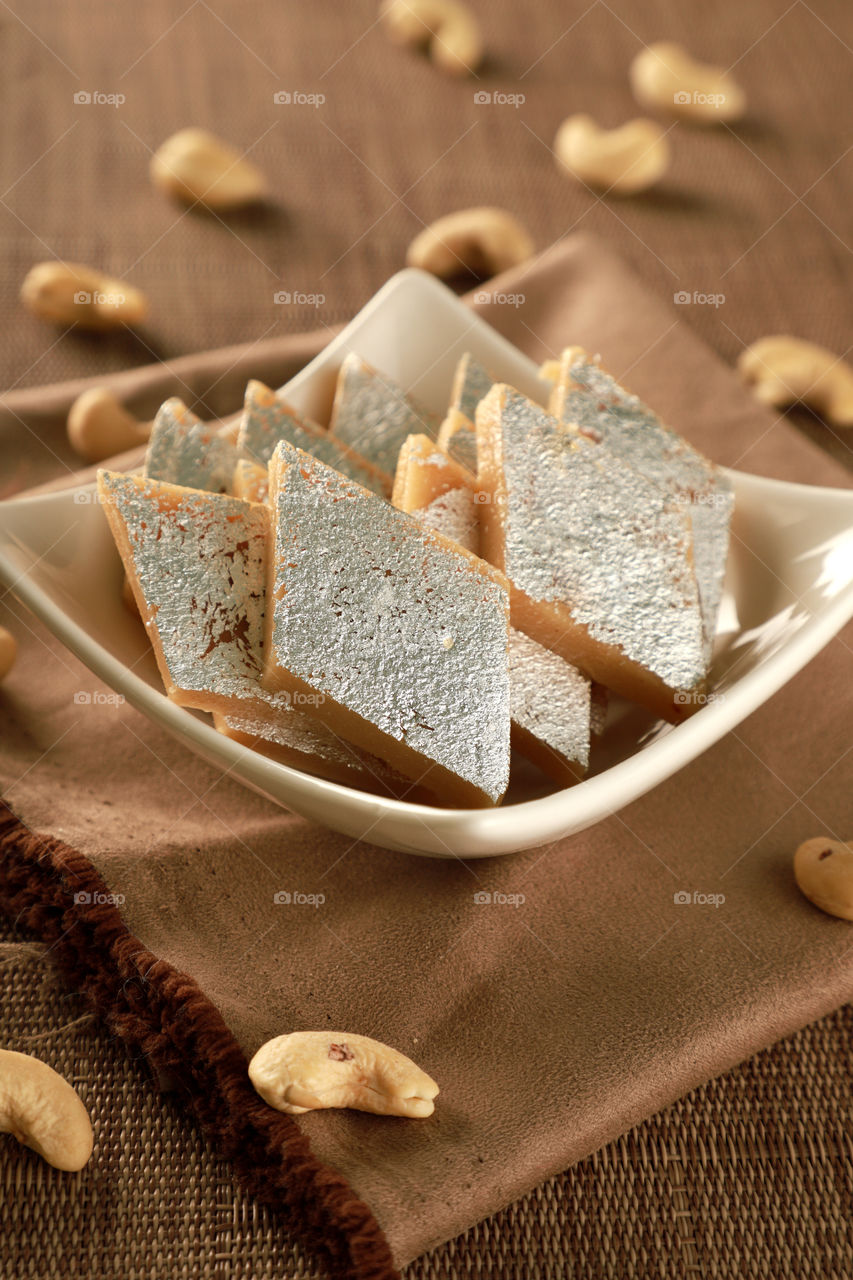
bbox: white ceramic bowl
[2,269,852,857]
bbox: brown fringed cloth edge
[0,799,399,1280]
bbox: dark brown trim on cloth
[0,799,399,1280]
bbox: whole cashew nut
[737,336,853,427]
[21,262,148,331]
[407,207,534,280]
[0,627,16,682]
[0,1049,94,1171]
[794,838,853,922]
[380,0,483,76]
[150,128,268,210]
[67,388,152,464]
[554,115,670,195]
[630,42,746,123]
[249,1031,439,1118]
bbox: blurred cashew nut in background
[630,42,746,123]
[554,115,670,194]
[67,388,152,463]
[381,0,483,76]
[407,207,534,280]
[150,128,268,210]
[738,336,853,427]
[21,263,148,331]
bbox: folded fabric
[1,234,851,1275]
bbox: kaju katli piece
[232,458,269,504]
[393,433,593,783]
[97,470,412,795]
[549,347,733,663]
[391,434,482,554]
[238,379,391,497]
[476,384,707,722]
[436,351,494,473]
[262,440,512,807]
[437,405,478,476]
[451,351,494,422]
[144,397,240,494]
[328,352,438,476]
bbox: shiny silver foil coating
[441,353,495,473]
[554,352,733,662]
[449,352,493,474]
[508,628,590,769]
[411,474,591,768]
[266,441,511,802]
[100,471,386,776]
[329,353,438,476]
[442,418,478,474]
[218,711,405,785]
[144,397,240,494]
[417,484,481,554]
[452,352,494,421]
[101,471,267,701]
[481,386,706,694]
[238,380,387,496]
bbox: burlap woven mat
[2,909,851,1279]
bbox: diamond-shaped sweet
[328,353,437,476]
[436,352,494,472]
[238,380,389,496]
[437,406,478,475]
[263,440,511,806]
[392,434,481,554]
[451,352,494,422]
[476,384,707,721]
[550,348,733,663]
[232,459,269,504]
[97,470,404,793]
[393,433,592,782]
[144,397,239,494]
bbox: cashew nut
[380,0,482,76]
[67,388,152,464]
[630,42,746,124]
[737,336,853,427]
[150,128,268,210]
[20,262,148,331]
[407,207,533,280]
[0,1049,94,1170]
[0,627,16,682]
[554,115,670,194]
[794,838,853,922]
[249,1031,439,1118]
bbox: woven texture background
[2,910,851,1279]
[1,0,851,475]
[1,0,852,1275]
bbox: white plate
[2,269,853,858]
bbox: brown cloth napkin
[1,237,852,1273]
